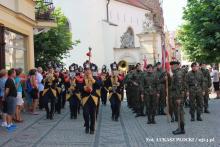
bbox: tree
[34,8,79,69]
[177,0,220,63]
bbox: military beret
[191,62,197,68]
[170,61,178,65]
[147,64,153,69]
[135,63,141,68]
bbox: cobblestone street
[1,99,220,147]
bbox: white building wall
[53,0,160,69]
[53,0,106,67]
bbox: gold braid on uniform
[108,76,122,101]
[82,76,98,106]
[66,78,81,101]
[42,73,57,97]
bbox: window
[4,30,27,71]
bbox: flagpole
[88,47,92,63]
[163,32,170,123]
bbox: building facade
[0,0,56,70]
[54,0,164,69]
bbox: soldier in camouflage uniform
[170,61,186,135]
[131,63,144,117]
[141,64,160,124]
[155,62,166,115]
[199,63,212,113]
[124,68,134,108]
[181,65,189,108]
[186,62,205,122]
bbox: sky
[163,0,187,31]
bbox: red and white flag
[162,44,170,72]
[143,55,147,70]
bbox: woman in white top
[212,67,220,99]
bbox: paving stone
[1,99,220,147]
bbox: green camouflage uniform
[131,70,143,114]
[124,72,133,108]
[186,70,205,120]
[200,68,212,112]
[155,68,166,115]
[141,71,159,123]
[171,67,186,125]
[181,68,189,107]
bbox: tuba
[118,60,128,72]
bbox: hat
[83,60,92,70]
[110,62,118,71]
[78,66,84,72]
[170,61,179,65]
[135,63,141,68]
[91,63,98,72]
[101,65,107,73]
[156,62,161,66]
[146,64,153,69]
[69,63,78,72]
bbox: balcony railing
[35,0,55,21]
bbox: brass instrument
[118,60,128,72]
[45,73,55,86]
[84,75,95,93]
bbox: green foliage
[177,0,220,63]
[34,8,80,69]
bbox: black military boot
[204,109,210,113]
[46,113,50,119]
[191,114,195,121]
[90,130,95,134]
[171,115,175,122]
[197,114,203,121]
[180,122,185,134]
[160,108,166,115]
[172,127,185,135]
[147,115,152,124]
[174,115,178,122]
[49,113,54,120]
[112,113,115,121]
[151,116,156,124]
[85,128,89,134]
[135,113,141,117]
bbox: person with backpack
[26,69,39,115]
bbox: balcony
[34,0,57,32]
[35,0,55,21]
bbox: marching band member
[100,65,109,106]
[81,62,99,134]
[108,62,122,121]
[91,63,102,119]
[42,63,58,120]
[75,66,84,114]
[66,64,81,119]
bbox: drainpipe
[107,0,110,22]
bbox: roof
[115,0,152,11]
[115,0,164,29]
